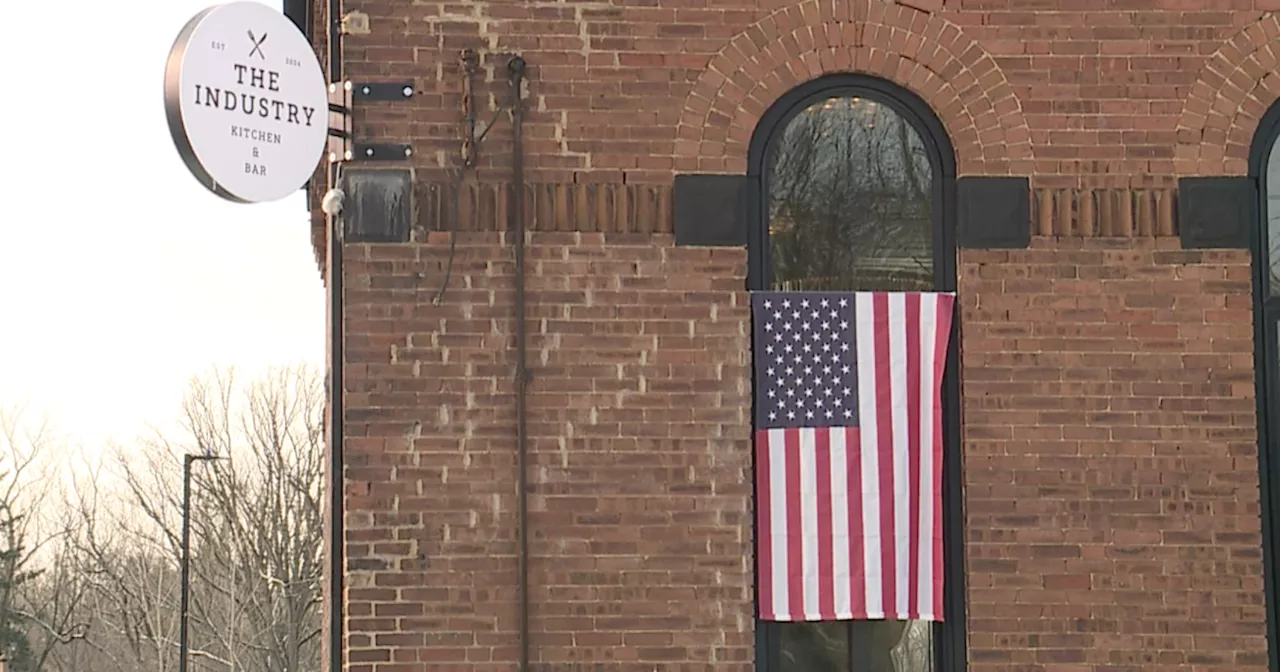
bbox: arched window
[1249,102,1280,671]
[747,74,966,672]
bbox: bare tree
[16,524,91,672]
[183,366,326,672]
[0,406,87,672]
[59,455,182,672]
[57,366,324,672]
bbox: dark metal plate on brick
[673,174,747,247]
[352,82,416,101]
[341,169,413,243]
[1178,176,1254,249]
[957,176,1030,249]
[353,143,413,162]
[283,0,310,38]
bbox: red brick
[313,0,1279,670]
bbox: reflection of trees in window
[766,94,937,672]
[768,96,933,293]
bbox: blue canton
[751,291,861,430]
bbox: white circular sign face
[164,2,328,204]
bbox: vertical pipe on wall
[507,54,530,672]
[326,0,344,670]
[328,0,342,80]
[326,170,345,672]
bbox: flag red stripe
[815,429,835,619]
[755,430,775,619]
[784,428,804,620]
[872,292,897,617]
[906,293,922,619]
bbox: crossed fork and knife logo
[247,30,267,59]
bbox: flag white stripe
[855,293,883,619]
[917,293,937,620]
[768,429,789,620]
[888,293,911,616]
[800,429,820,619]
[830,428,852,619]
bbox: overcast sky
[0,0,325,450]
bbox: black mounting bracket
[326,80,415,164]
[354,144,414,161]
[327,81,353,164]
[353,82,415,101]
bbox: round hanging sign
[164,2,328,204]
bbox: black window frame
[1248,100,1280,672]
[746,73,967,672]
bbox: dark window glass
[776,621,849,671]
[768,96,934,293]
[764,94,938,672]
[1267,136,1280,295]
[775,620,935,672]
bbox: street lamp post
[179,453,220,672]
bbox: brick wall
[959,238,1265,670]
[316,0,1280,669]
[317,0,1280,261]
[337,0,1280,184]
[335,237,1270,671]
[340,232,754,670]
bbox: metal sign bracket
[326,80,415,164]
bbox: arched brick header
[674,0,1032,176]
[1177,13,1280,176]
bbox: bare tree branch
[55,366,324,672]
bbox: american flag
[752,290,955,622]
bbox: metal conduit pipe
[325,0,344,670]
[507,54,531,672]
